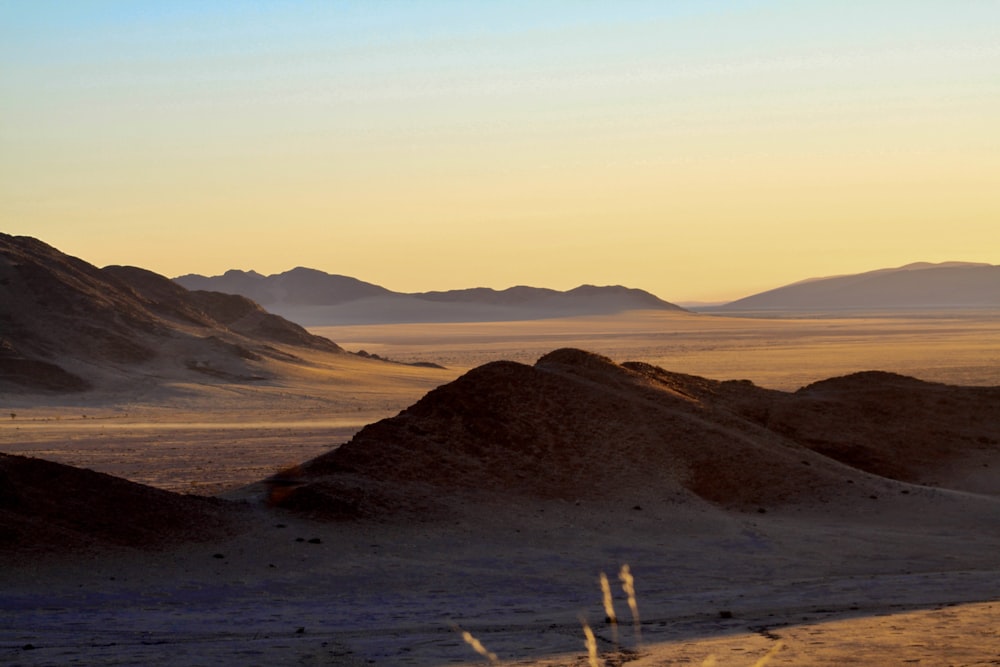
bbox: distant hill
[0,234,343,393]
[174,267,393,306]
[716,262,999,311]
[174,269,684,325]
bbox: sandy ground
[4,310,999,493]
[2,496,998,666]
[2,310,999,665]
[314,309,1000,390]
[1,347,454,494]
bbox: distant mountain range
[0,234,343,393]
[174,268,685,325]
[715,262,999,311]
[176,261,998,323]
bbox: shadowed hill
[763,371,1000,487]
[272,349,999,520]
[102,266,342,351]
[0,453,239,555]
[0,234,342,392]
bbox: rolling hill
[717,262,1000,311]
[271,348,1000,520]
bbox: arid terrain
[7,309,1000,493]
[3,308,1000,666]
[3,233,1000,667]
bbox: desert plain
[2,309,1000,666]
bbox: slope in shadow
[0,453,240,557]
[0,234,342,392]
[272,349,999,520]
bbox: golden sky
[2,1,997,302]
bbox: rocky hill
[272,348,1000,519]
[0,234,342,392]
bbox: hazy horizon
[171,258,996,307]
[2,2,997,302]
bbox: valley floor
[2,310,999,665]
[5,310,1000,494]
[2,496,999,665]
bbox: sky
[1,1,997,303]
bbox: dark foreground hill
[175,268,685,325]
[273,349,1000,519]
[0,452,239,555]
[717,261,1000,311]
[0,234,342,392]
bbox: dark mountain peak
[176,268,391,306]
[565,283,679,308]
[284,266,332,277]
[222,268,265,279]
[568,283,623,294]
[178,268,685,322]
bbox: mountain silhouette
[175,269,684,325]
[718,262,999,311]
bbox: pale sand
[5,310,999,492]
[314,309,1000,390]
[1,347,455,494]
[2,310,998,665]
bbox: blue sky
[2,1,997,300]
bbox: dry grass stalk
[581,620,599,667]
[454,625,499,664]
[600,572,617,624]
[600,571,620,647]
[619,564,641,644]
